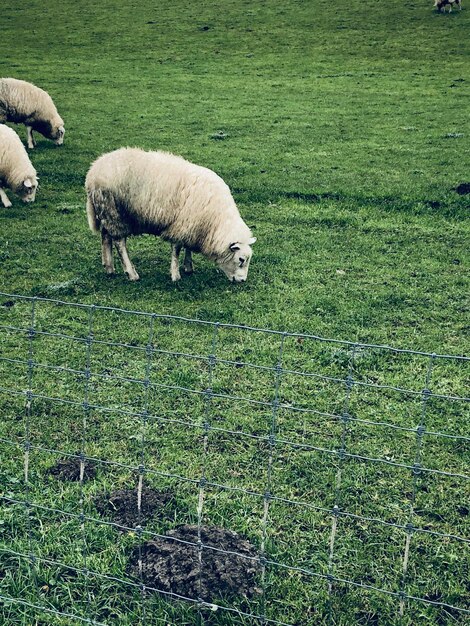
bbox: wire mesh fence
[0,292,468,625]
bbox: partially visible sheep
[0,78,65,149]
[434,0,462,11]
[0,124,38,207]
[85,148,256,283]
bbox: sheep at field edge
[0,78,65,149]
[85,148,256,283]
[434,0,462,11]
[0,124,38,207]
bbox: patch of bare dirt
[94,487,175,528]
[48,456,97,482]
[128,524,261,601]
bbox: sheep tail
[86,189,101,233]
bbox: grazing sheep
[86,148,256,282]
[434,0,462,11]
[0,124,38,207]
[0,78,65,149]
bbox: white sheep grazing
[0,124,38,207]
[0,78,65,149]
[86,148,256,283]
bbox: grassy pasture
[0,1,469,625]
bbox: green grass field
[0,1,469,625]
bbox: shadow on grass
[233,187,468,220]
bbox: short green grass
[0,1,469,625]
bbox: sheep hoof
[2,199,12,208]
[183,265,194,275]
[171,272,181,282]
[127,273,140,281]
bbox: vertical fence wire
[78,307,95,619]
[259,333,286,623]
[23,297,37,610]
[398,353,436,619]
[79,305,95,621]
[197,322,219,621]
[327,344,357,623]
[136,313,156,626]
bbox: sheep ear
[248,237,257,245]
[23,179,33,188]
[230,243,241,252]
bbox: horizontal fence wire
[0,324,468,402]
[0,386,467,480]
[0,292,468,626]
[1,355,470,439]
[0,291,469,360]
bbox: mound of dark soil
[94,487,174,528]
[48,456,97,482]
[128,524,261,601]
[455,182,470,195]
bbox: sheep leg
[170,243,182,282]
[183,248,194,274]
[0,187,12,208]
[114,238,140,281]
[101,230,115,274]
[26,126,36,150]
